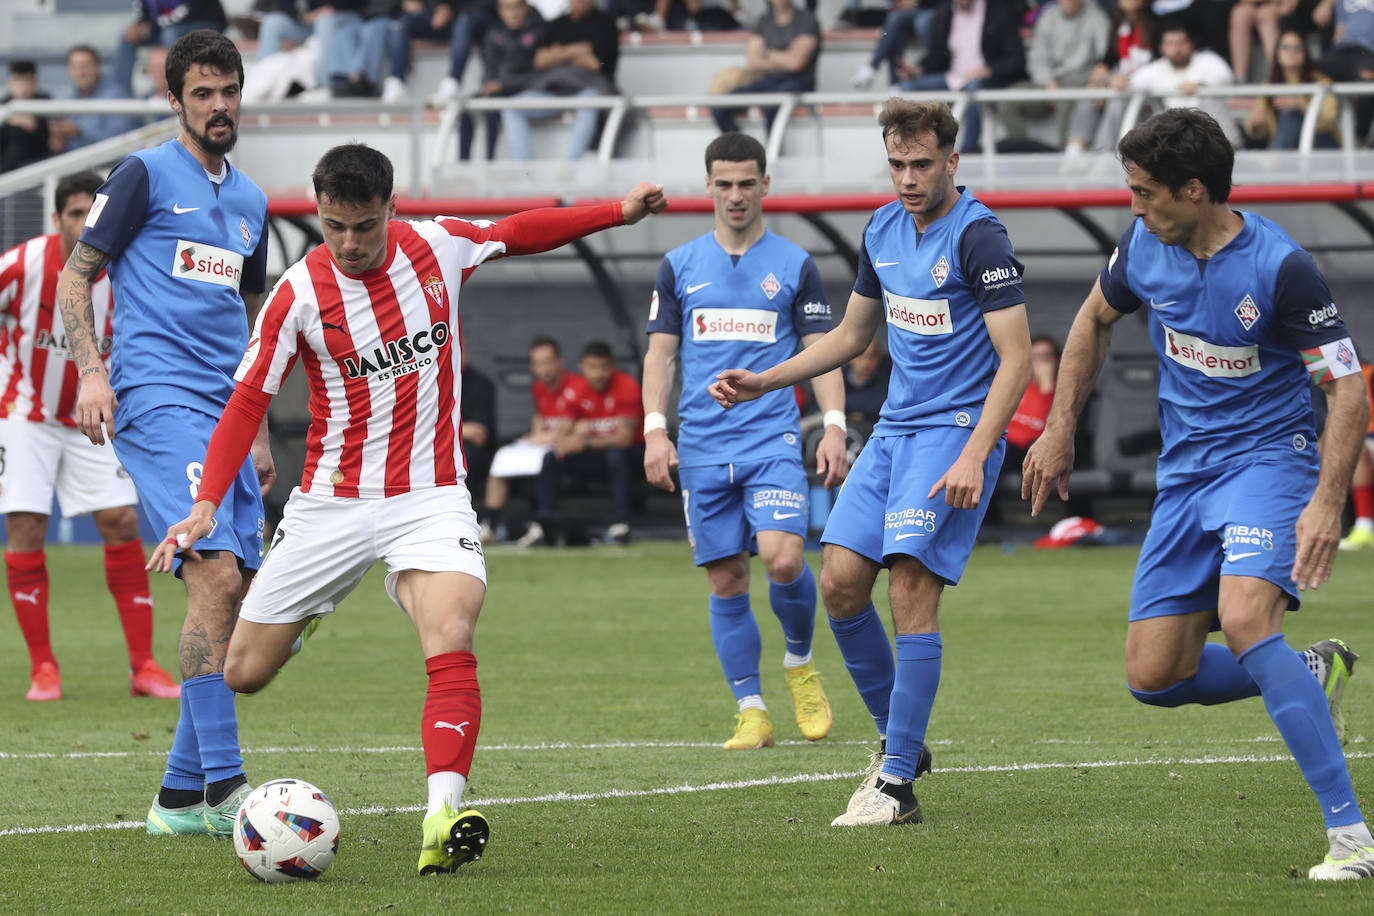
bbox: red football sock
[1354,484,1373,522]
[104,540,153,670]
[421,651,482,778]
[6,549,54,672]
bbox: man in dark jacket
[896,0,1027,151]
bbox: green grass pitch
[2,540,1371,913]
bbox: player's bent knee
[223,656,275,694]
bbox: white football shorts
[0,418,138,516]
[238,484,487,625]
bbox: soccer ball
[233,778,340,883]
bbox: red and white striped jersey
[236,217,508,498]
[0,234,113,427]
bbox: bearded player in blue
[56,31,272,838]
[1024,108,1372,880]
[643,132,850,751]
[711,100,1031,826]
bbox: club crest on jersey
[423,274,447,308]
[760,272,781,300]
[240,217,251,246]
[931,255,950,287]
[1234,294,1259,330]
[1337,340,1354,369]
[343,320,451,380]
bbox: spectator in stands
[1000,0,1111,143]
[893,0,1029,152]
[1126,20,1241,144]
[382,0,499,103]
[709,0,821,136]
[257,0,366,99]
[1244,29,1340,147]
[327,0,398,97]
[501,0,618,160]
[1004,333,1060,471]
[529,340,644,545]
[462,360,498,516]
[144,45,170,99]
[482,336,590,543]
[1316,0,1374,146]
[1065,0,1155,154]
[850,0,940,88]
[50,46,143,152]
[459,0,543,160]
[112,0,227,96]
[1,61,55,173]
[640,0,742,31]
[1231,0,1283,79]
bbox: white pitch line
[4,732,1359,763]
[5,751,1373,838]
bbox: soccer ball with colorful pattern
[233,778,341,883]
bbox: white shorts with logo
[238,485,487,625]
[0,418,138,516]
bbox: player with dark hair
[1,172,178,702]
[644,131,850,751]
[147,142,668,875]
[711,100,1031,824]
[1023,107,1372,880]
[56,29,272,838]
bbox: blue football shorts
[1129,460,1318,621]
[821,428,1004,585]
[678,456,809,566]
[114,404,266,574]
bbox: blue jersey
[854,189,1025,438]
[1099,211,1358,488]
[648,229,832,468]
[79,139,269,431]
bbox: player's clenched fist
[621,183,669,224]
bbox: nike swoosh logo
[1226,551,1261,562]
[685,282,712,294]
[172,204,200,214]
[1149,298,1176,310]
[1332,801,1352,814]
[731,677,749,686]
[894,532,923,541]
[874,259,899,268]
[772,511,801,520]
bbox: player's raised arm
[642,332,680,492]
[711,291,882,408]
[620,182,668,224]
[1022,277,1124,516]
[477,183,668,259]
[56,240,117,445]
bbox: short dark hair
[879,98,959,153]
[1117,108,1233,203]
[311,143,393,205]
[704,132,766,176]
[166,30,244,104]
[66,45,100,65]
[9,60,37,77]
[529,336,560,355]
[1030,333,1062,361]
[54,171,104,213]
[1155,15,1195,45]
[581,340,613,360]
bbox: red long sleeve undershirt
[196,385,271,509]
[195,201,627,506]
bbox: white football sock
[426,771,467,818]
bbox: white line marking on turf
[5,751,1372,837]
[6,733,1361,762]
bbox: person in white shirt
[1128,20,1240,145]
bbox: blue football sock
[883,632,942,781]
[183,672,244,786]
[1129,642,1262,706]
[709,593,761,701]
[162,684,204,792]
[769,564,817,659]
[1240,634,1362,829]
[827,603,894,736]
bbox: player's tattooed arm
[56,241,112,374]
